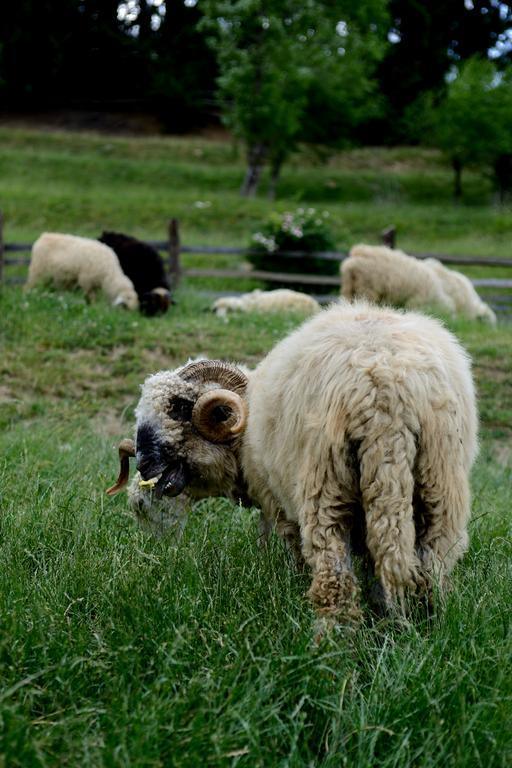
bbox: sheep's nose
[136,454,156,479]
[135,422,166,479]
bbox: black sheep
[99,231,172,316]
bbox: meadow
[0,127,511,767]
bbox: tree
[373,0,512,143]
[150,1,218,132]
[492,69,512,202]
[201,0,388,197]
[0,1,217,130]
[119,1,218,132]
[434,57,512,200]
[0,0,83,108]
[300,2,389,152]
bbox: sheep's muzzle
[151,461,189,499]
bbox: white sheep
[212,289,320,318]
[107,302,477,627]
[341,244,455,315]
[424,258,497,325]
[27,233,139,310]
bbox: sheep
[106,301,478,627]
[424,258,497,325]
[212,289,320,318]
[98,231,172,316]
[341,244,455,315]
[27,233,139,310]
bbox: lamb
[98,231,172,316]
[341,244,455,315]
[27,233,139,310]
[107,301,478,626]
[212,289,320,318]
[424,258,497,325]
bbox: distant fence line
[1,215,511,311]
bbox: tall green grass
[1,286,511,766]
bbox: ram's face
[133,361,248,500]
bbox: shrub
[247,208,339,293]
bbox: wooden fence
[1,215,512,313]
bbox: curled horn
[192,389,248,443]
[180,359,248,394]
[105,438,136,496]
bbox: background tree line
[1,0,512,196]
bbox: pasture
[0,128,511,767]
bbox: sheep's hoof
[312,609,362,645]
[308,569,362,616]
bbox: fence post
[0,210,4,283]
[168,218,181,288]
[381,225,396,249]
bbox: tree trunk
[241,143,267,197]
[494,153,512,205]
[453,157,463,201]
[267,157,283,200]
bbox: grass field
[0,127,511,766]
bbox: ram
[108,302,478,626]
[27,233,139,310]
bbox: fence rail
[1,215,511,312]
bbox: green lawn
[0,127,511,766]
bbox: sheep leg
[78,274,97,303]
[302,506,361,625]
[258,505,304,569]
[416,460,470,594]
[359,424,422,614]
[275,512,304,569]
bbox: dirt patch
[0,385,18,403]
[91,404,134,438]
[491,441,512,468]
[474,363,512,385]
[140,347,180,371]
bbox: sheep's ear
[192,390,248,443]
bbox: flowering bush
[248,208,339,292]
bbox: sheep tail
[357,408,421,611]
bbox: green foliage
[435,58,512,169]
[248,207,339,291]
[400,91,438,145]
[376,0,512,143]
[201,0,389,192]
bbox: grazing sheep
[424,258,497,325]
[341,244,455,315]
[27,233,139,310]
[107,302,477,627]
[98,231,172,316]
[212,289,320,318]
